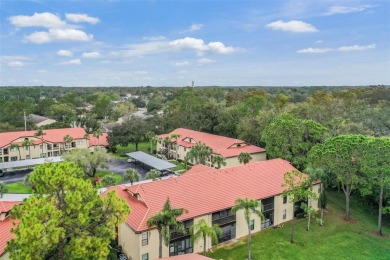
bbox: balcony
[212,215,236,226]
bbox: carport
[0,156,64,171]
[126,151,176,171]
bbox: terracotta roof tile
[0,128,87,148]
[158,128,265,158]
[184,164,214,175]
[88,133,109,147]
[0,201,20,256]
[105,158,298,232]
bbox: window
[77,140,83,146]
[40,153,46,158]
[184,147,187,152]
[169,237,193,256]
[11,156,18,161]
[250,220,255,230]
[11,147,18,152]
[283,196,287,204]
[25,146,29,151]
[318,186,321,193]
[142,253,149,260]
[26,155,30,159]
[283,209,287,220]
[141,232,148,246]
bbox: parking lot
[108,159,154,182]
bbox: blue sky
[1,0,389,86]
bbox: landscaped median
[208,191,390,259]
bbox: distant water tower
[191,80,194,88]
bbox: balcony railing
[212,215,236,226]
[263,203,274,211]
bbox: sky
[0,0,389,87]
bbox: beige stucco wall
[119,224,140,260]
[0,252,10,260]
[156,141,266,170]
[0,138,88,162]
[139,228,168,260]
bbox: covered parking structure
[126,151,176,171]
[0,156,64,172]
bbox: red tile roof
[160,253,213,259]
[158,128,265,158]
[88,133,109,147]
[184,164,214,175]
[0,128,87,148]
[105,158,298,232]
[0,201,20,256]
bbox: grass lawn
[168,160,188,172]
[112,142,150,159]
[208,191,390,260]
[95,171,123,185]
[5,182,33,194]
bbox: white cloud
[297,48,332,54]
[1,55,31,61]
[169,37,239,54]
[338,44,376,52]
[65,13,100,24]
[143,36,167,41]
[38,69,48,73]
[82,51,101,58]
[8,61,24,67]
[197,58,215,64]
[134,71,148,75]
[59,59,81,65]
[120,41,171,57]
[57,49,73,57]
[8,12,66,28]
[178,70,188,74]
[325,5,375,15]
[182,23,203,33]
[174,61,190,67]
[25,28,93,44]
[315,40,323,44]
[266,20,318,33]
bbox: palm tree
[63,135,74,153]
[238,152,252,165]
[0,182,8,198]
[10,143,21,160]
[232,197,264,260]
[125,168,140,185]
[162,136,173,159]
[187,142,213,165]
[22,139,34,160]
[190,219,222,256]
[170,133,181,161]
[34,127,46,157]
[305,167,327,227]
[147,198,187,258]
[211,154,226,169]
[145,131,157,154]
[93,129,103,146]
[145,169,161,181]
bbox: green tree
[238,152,252,165]
[189,219,222,256]
[108,117,147,151]
[309,135,369,221]
[145,169,161,181]
[0,182,8,198]
[361,137,390,236]
[211,155,226,169]
[101,175,117,187]
[261,114,329,170]
[34,127,46,157]
[305,167,328,226]
[10,143,21,160]
[232,198,264,260]
[145,131,158,154]
[146,198,187,258]
[282,170,312,243]
[124,168,140,185]
[7,162,130,260]
[63,147,111,177]
[186,142,213,165]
